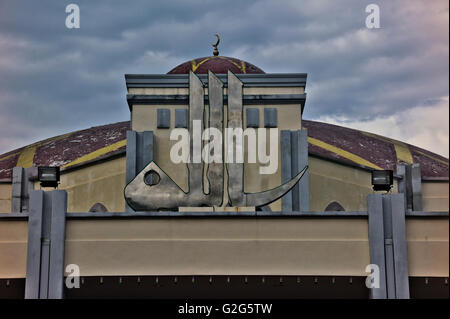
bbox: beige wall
[407,218,449,277]
[45,157,127,212]
[422,181,449,212]
[0,183,11,213]
[0,216,448,278]
[309,157,378,211]
[0,220,27,278]
[64,218,370,277]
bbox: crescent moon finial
[212,34,220,56]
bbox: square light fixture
[371,170,393,192]
[38,166,60,188]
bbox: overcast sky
[0,0,448,157]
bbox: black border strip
[126,94,307,111]
[1,210,448,220]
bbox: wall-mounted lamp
[371,170,393,192]
[38,166,60,188]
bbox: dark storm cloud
[0,0,448,155]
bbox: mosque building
[0,42,448,299]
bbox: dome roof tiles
[167,56,265,74]
[0,120,447,181]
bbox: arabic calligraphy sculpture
[124,71,307,211]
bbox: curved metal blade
[245,166,308,207]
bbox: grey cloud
[0,0,448,156]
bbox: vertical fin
[207,71,224,205]
[227,71,244,206]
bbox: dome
[167,56,265,74]
[0,120,448,181]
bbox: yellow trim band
[16,146,37,168]
[63,139,126,168]
[393,143,413,164]
[361,132,413,164]
[308,137,382,170]
[191,58,212,72]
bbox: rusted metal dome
[0,120,448,181]
[167,56,265,74]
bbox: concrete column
[367,194,388,299]
[11,167,34,213]
[367,193,410,299]
[25,190,67,299]
[281,130,310,212]
[281,130,292,212]
[295,129,309,212]
[396,163,422,211]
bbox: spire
[212,34,220,56]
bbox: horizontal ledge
[125,73,307,89]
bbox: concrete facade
[0,71,448,299]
